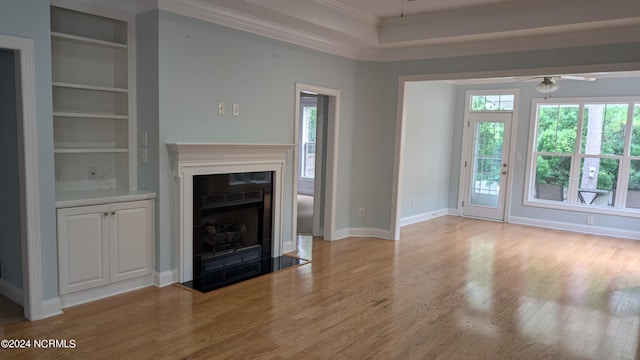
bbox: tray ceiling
[93,0,640,61]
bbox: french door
[461,112,512,220]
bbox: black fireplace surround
[188,171,274,291]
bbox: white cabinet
[51,5,135,194]
[57,200,153,295]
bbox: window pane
[581,104,627,156]
[632,104,640,156]
[471,96,486,111]
[535,155,570,201]
[576,157,618,206]
[627,160,640,209]
[471,95,514,111]
[536,105,579,153]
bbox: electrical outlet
[359,208,365,217]
[88,167,98,180]
[55,168,61,181]
[587,216,594,225]
[218,102,225,115]
[232,103,240,116]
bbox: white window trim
[523,96,640,218]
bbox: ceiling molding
[136,0,640,62]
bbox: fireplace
[167,143,297,287]
[192,171,273,289]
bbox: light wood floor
[2,216,640,359]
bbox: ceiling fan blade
[558,75,596,81]
[505,77,536,84]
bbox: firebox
[191,171,273,291]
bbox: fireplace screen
[192,171,273,288]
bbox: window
[526,97,640,214]
[300,98,317,179]
[471,94,514,111]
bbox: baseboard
[509,216,640,240]
[399,208,455,227]
[0,278,23,306]
[60,275,154,309]
[334,227,393,240]
[42,297,63,318]
[154,269,178,287]
[282,239,296,254]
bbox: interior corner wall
[0,49,23,292]
[400,81,456,219]
[136,10,161,271]
[0,0,57,301]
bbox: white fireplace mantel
[166,143,295,283]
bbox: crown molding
[138,0,640,62]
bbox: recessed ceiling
[148,0,640,61]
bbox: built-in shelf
[51,31,127,49]
[51,5,132,195]
[54,148,129,154]
[52,82,128,93]
[53,112,128,120]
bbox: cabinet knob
[111,211,116,215]
[103,212,109,216]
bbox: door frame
[293,83,340,240]
[459,107,516,221]
[0,35,44,320]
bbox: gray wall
[0,0,57,301]
[0,49,22,292]
[137,11,390,272]
[401,81,456,219]
[136,11,161,270]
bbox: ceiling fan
[509,74,596,98]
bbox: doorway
[0,34,44,321]
[297,94,318,235]
[293,83,340,241]
[0,48,25,324]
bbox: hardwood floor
[2,216,640,359]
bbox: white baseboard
[282,239,296,254]
[399,208,455,227]
[42,298,63,318]
[154,270,178,287]
[0,278,23,306]
[509,216,640,240]
[334,227,393,240]
[60,275,154,309]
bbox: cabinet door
[109,200,153,282]
[57,205,110,295]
